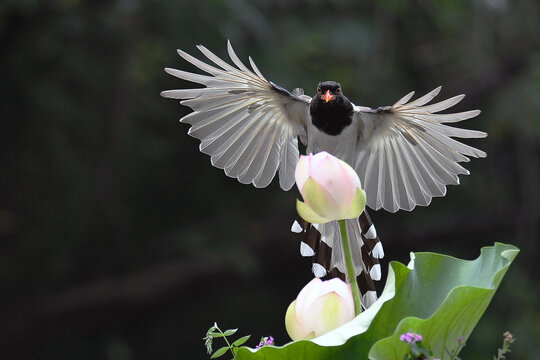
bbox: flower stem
[338,220,362,315]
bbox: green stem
[215,325,235,357]
[338,220,362,315]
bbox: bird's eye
[317,87,321,94]
[336,88,341,94]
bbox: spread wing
[161,41,310,190]
[354,87,487,212]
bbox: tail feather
[291,210,384,309]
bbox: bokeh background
[1,0,539,359]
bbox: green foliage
[233,336,252,347]
[204,323,251,359]
[211,347,229,359]
[224,329,239,337]
[234,243,518,360]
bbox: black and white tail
[291,210,384,309]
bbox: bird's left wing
[161,41,311,190]
[354,87,487,212]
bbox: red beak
[322,90,335,103]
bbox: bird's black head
[310,81,354,136]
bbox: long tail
[291,210,384,309]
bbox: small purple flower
[399,332,423,344]
[457,335,465,343]
[255,336,274,349]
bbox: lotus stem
[338,220,362,315]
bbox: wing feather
[405,138,446,196]
[227,113,275,179]
[404,86,441,107]
[223,112,272,176]
[392,91,415,107]
[377,143,389,211]
[389,137,416,209]
[204,110,260,159]
[384,141,400,212]
[363,146,379,206]
[249,56,267,81]
[239,119,279,185]
[410,110,480,124]
[256,126,285,187]
[176,49,229,77]
[190,105,250,142]
[355,87,485,212]
[162,41,310,189]
[227,41,254,75]
[279,131,300,190]
[395,139,431,206]
[414,94,464,113]
[196,44,240,73]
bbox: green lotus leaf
[234,243,518,360]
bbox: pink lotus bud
[295,152,366,224]
[285,278,355,341]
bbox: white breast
[305,120,358,167]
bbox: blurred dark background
[1,0,538,359]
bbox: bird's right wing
[161,41,311,190]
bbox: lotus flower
[285,277,355,341]
[295,152,366,224]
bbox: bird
[161,41,486,308]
